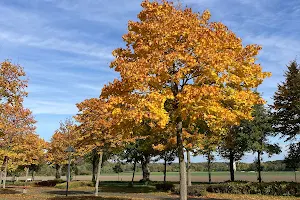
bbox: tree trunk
[141,155,150,182]
[95,151,103,196]
[55,164,61,179]
[0,157,7,187]
[229,151,235,182]
[131,160,136,186]
[177,120,187,200]
[25,167,29,181]
[92,149,98,183]
[0,170,3,187]
[3,157,8,188]
[187,150,192,186]
[31,170,35,181]
[164,155,167,185]
[257,151,262,183]
[207,150,212,184]
[66,154,72,196]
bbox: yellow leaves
[201,9,211,22]
[112,108,121,115]
[97,0,271,151]
[153,143,165,151]
[47,119,77,165]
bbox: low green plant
[172,185,207,196]
[35,179,65,187]
[155,182,175,191]
[206,182,300,196]
[55,181,94,189]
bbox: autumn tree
[47,119,76,179]
[273,61,300,140]
[75,97,133,196]
[102,1,270,199]
[16,133,47,181]
[0,60,36,188]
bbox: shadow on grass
[0,188,22,194]
[48,197,136,200]
[46,190,93,195]
[47,196,230,200]
[98,185,157,193]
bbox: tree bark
[229,151,235,182]
[25,167,29,181]
[131,160,136,186]
[0,157,6,187]
[187,150,192,186]
[207,150,212,184]
[257,151,262,183]
[92,149,98,183]
[31,170,35,181]
[0,170,3,187]
[141,155,150,182]
[55,164,61,179]
[164,155,167,185]
[95,151,103,196]
[177,120,187,200]
[3,156,8,188]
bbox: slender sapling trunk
[187,150,192,186]
[95,151,103,196]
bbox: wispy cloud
[1,0,299,158]
[0,31,113,59]
[25,100,77,115]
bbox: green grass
[55,181,94,189]
[101,171,300,177]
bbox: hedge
[35,179,65,187]
[172,185,207,196]
[171,182,300,197]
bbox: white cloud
[0,31,113,59]
[25,100,77,115]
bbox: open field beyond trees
[7,171,300,182]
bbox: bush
[35,179,64,187]
[172,185,207,196]
[206,182,300,196]
[155,182,175,191]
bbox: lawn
[8,171,299,183]
[1,181,300,200]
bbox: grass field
[1,182,300,200]
[8,171,299,183]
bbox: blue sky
[0,0,299,163]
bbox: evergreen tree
[243,104,281,182]
[273,61,300,140]
[284,142,300,182]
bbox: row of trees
[47,1,273,200]
[1,1,298,200]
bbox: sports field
[9,171,299,182]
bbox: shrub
[35,179,64,187]
[155,183,175,191]
[172,185,207,196]
[206,182,300,196]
